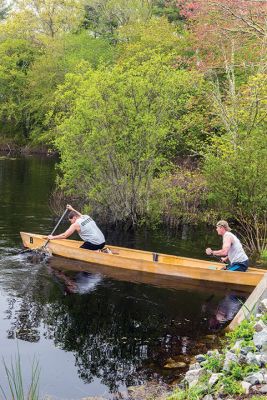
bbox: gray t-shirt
[77,215,105,244]
[223,231,248,264]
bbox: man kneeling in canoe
[206,220,249,272]
[47,204,106,251]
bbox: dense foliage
[0,0,266,253]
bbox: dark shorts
[227,259,249,272]
[80,242,105,250]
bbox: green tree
[117,17,189,60]
[50,52,206,226]
[0,0,87,142]
[0,38,39,141]
[148,168,208,227]
[27,31,115,141]
[84,0,153,39]
[204,74,267,254]
[152,0,183,24]
[8,0,85,40]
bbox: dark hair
[68,211,79,219]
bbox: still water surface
[0,155,252,399]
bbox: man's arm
[206,236,232,257]
[67,204,82,217]
[47,223,78,240]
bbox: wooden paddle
[43,208,69,248]
[21,208,68,256]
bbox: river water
[0,154,257,399]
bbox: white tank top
[223,232,248,264]
[77,215,105,244]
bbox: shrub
[226,318,255,345]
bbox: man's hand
[206,247,213,255]
[47,235,54,240]
[220,256,228,263]
[66,204,74,211]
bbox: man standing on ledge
[206,220,249,272]
[47,204,106,251]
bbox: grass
[0,351,40,400]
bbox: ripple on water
[0,250,45,278]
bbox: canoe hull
[20,232,264,288]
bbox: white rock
[258,384,267,394]
[189,379,199,388]
[207,349,220,357]
[241,381,251,394]
[208,373,222,387]
[253,329,267,349]
[185,368,205,385]
[246,352,262,366]
[241,345,255,355]
[253,320,267,332]
[232,340,243,351]
[261,352,267,365]
[189,362,201,370]
[244,372,265,385]
[259,299,267,313]
[223,350,238,371]
[202,395,213,400]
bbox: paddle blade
[25,247,52,264]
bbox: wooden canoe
[20,232,266,288]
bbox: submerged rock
[127,382,170,400]
[163,360,186,369]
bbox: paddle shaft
[43,208,69,248]
[207,254,229,268]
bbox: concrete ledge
[226,273,267,331]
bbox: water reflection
[208,293,246,332]
[0,247,250,396]
[37,263,249,388]
[50,269,102,295]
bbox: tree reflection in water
[3,262,248,393]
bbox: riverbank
[124,299,267,400]
[0,141,56,155]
